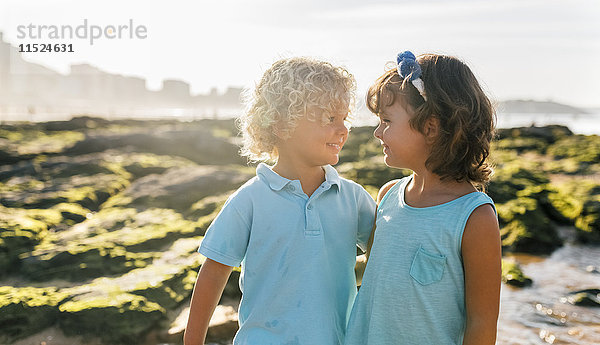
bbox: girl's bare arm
[462,204,501,345]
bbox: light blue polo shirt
[199,163,375,345]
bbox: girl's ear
[424,116,440,143]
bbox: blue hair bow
[397,51,421,81]
[396,51,427,101]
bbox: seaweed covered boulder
[128,266,198,310]
[0,147,23,165]
[576,199,600,243]
[564,289,600,307]
[494,136,549,153]
[501,259,532,287]
[0,206,60,275]
[496,197,562,254]
[106,165,251,215]
[0,200,98,276]
[58,292,165,344]
[19,242,157,282]
[63,127,245,165]
[114,151,196,179]
[0,156,130,211]
[338,126,380,164]
[549,181,600,243]
[0,286,70,343]
[0,124,85,163]
[1,286,166,345]
[6,153,245,284]
[487,160,549,204]
[19,208,220,281]
[546,134,600,174]
[496,125,572,147]
[41,116,111,131]
[337,158,410,190]
[52,238,210,344]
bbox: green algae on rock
[0,206,55,275]
[496,197,562,254]
[487,160,549,204]
[565,289,600,307]
[547,135,600,166]
[0,127,85,157]
[549,181,600,243]
[0,286,70,343]
[58,292,165,345]
[16,171,228,281]
[501,259,533,287]
[494,136,550,153]
[19,243,157,281]
[50,202,90,225]
[1,173,129,211]
[2,118,599,344]
[116,152,195,179]
[337,158,410,190]
[495,125,572,145]
[338,126,381,164]
[62,127,245,166]
[188,193,229,220]
[107,165,251,214]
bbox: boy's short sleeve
[356,187,376,252]
[199,193,251,267]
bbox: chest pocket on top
[409,245,447,285]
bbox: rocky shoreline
[1,117,599,344]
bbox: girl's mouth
[382,143,390,154]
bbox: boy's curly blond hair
[239,57,356,162]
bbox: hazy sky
[1,0,599,108]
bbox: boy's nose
[336,121,349,135]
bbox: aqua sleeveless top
[345,176,496,345]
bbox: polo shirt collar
[322,164,342,191]
[257,163,290,191]
[257,163,341,192]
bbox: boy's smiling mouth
[327,138,345,151]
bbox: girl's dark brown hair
[367,54,496,188]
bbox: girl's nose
[373,124,382,140]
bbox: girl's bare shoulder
[377,179,402,204]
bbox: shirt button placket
[305,202,322,236]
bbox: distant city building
[0,32,243,121]
[162,79,191,105]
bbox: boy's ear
[424,116,440,142]
[272,123,285,140]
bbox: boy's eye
[326,114,351,129]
